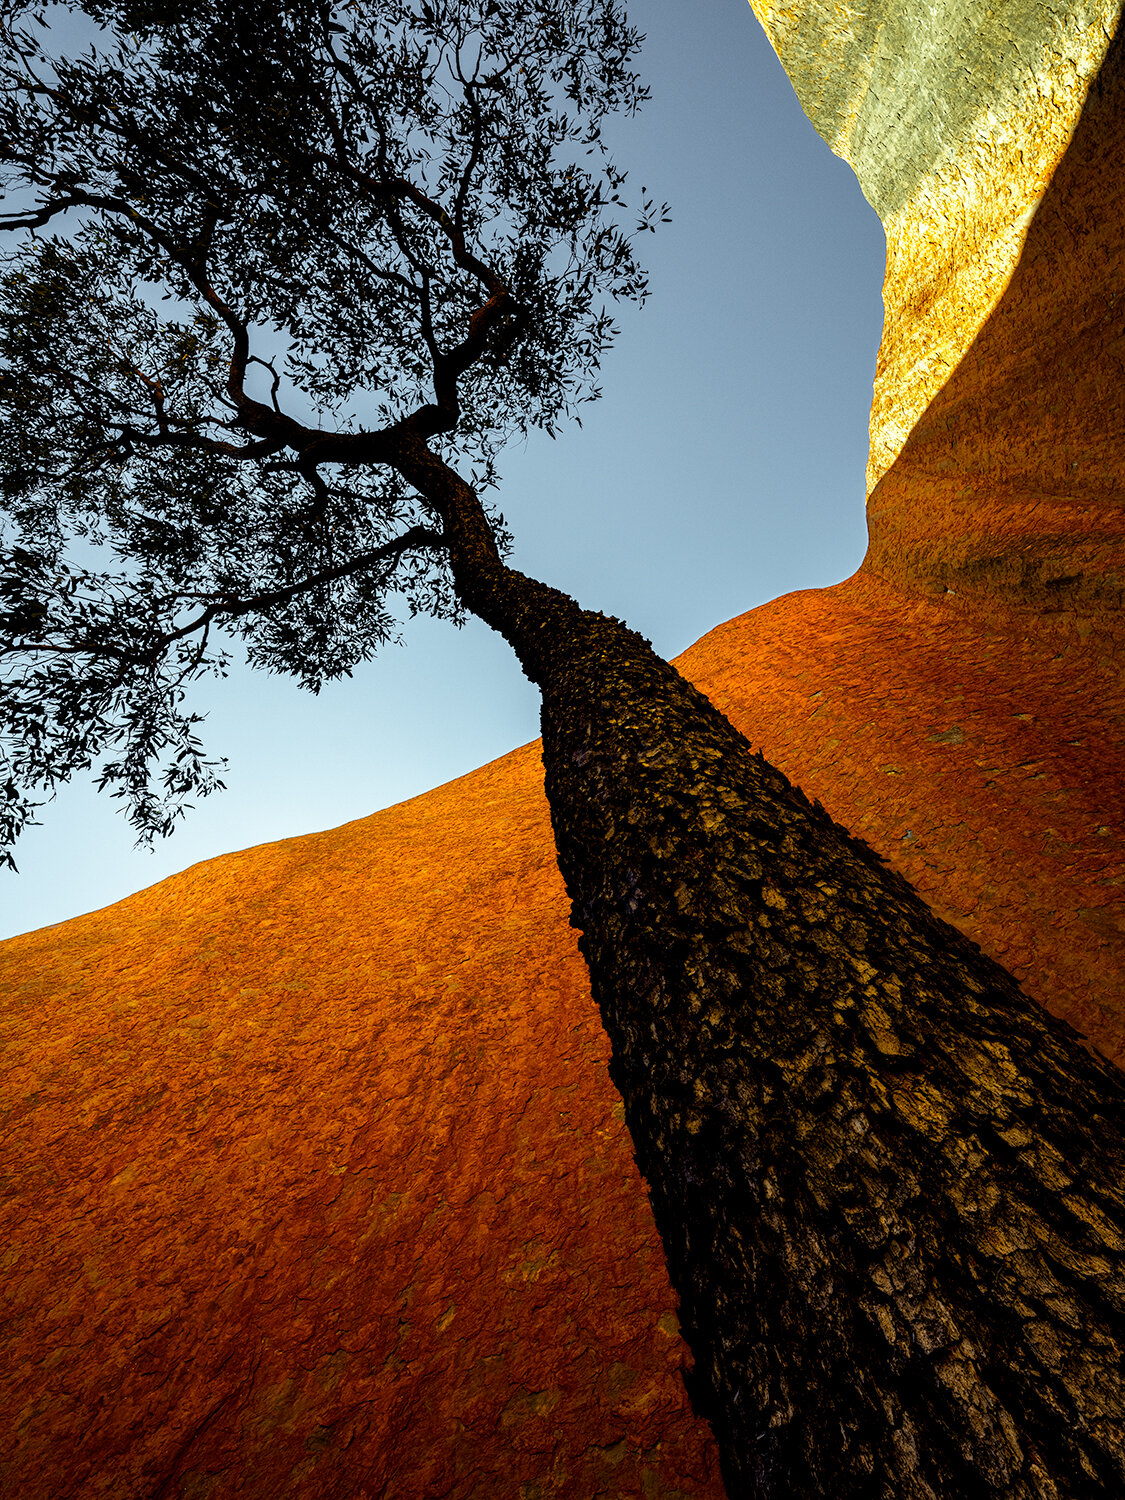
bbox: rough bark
[400,441,1125,1499]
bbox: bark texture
[535,608,1125,1498]
[405,445,1125,1498]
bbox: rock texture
[1,747,721,1498]
[750,0,1121,491]
[3,3,1125,1497]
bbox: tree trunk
[400,441,1125,1498]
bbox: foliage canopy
[0,0,665,864]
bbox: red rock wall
[1,745,723,1498]
[3,10,1124,1500]
[693,571,1125,1064]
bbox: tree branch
[102,420,291,462]
[0,194,86,233]
[284,133,522,429]
[2,524,446,669]
[159,522,448,647]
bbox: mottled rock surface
[1,746,722,1498]
[3,2,1124,1496]
[750,0,1121,490]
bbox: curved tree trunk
[537,615,1125,1499]
[398,440,1125,1498]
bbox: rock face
[3,4,1124,1497]
[1,750,721,1498]
[754,0,1122,494]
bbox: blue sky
[3,0,886,939]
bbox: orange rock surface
[3,8,1125,1499]
[1,745,722,1497]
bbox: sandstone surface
[751,0,1122,492]
[3,3,1124,1496]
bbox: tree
[2,3,1124,1496]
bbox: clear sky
[2,0,886,940]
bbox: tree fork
[413,445,1125,1497]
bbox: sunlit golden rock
[750,0,1121,492]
